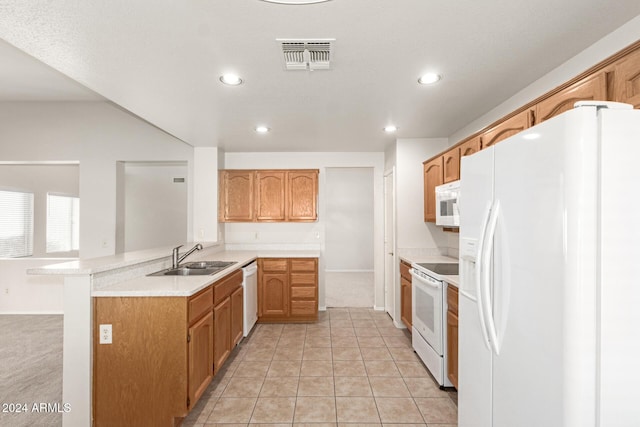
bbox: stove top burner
[415,263,459,275]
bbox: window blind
[0,190,34,258]
[46,194,80,253]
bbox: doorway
[384,168,395,316]
[324,167,374,307]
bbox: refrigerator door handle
[482,201,501,355]
[475,203,493,351]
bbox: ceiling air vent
[277,39,335,71]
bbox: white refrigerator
[458,101,640,427]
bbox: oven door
[410,269,443,355]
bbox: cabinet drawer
[290,273,316,286]
[291,300,317,316]
[400,261,411,280]
[290,259,317,272]
[189,286,213,325]
[260,258,288,272]
[447,285,459,315]
[291,286,316,299]
[214,270,242,306]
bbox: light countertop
[398,253,459,288]
[28,244,319,297]
[91,249,320,297]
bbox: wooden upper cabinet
[219,169,319,223]
[287,170,318,222]
[613,47,640,108]
[459,136,480,158]
[443,146,460,183]
[481,109,532,149]
[219,170,254,222]
[423,157,443,223]
[535,72,607,124]
[255,170,286,221]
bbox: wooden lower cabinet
[213,296,231,373]
[399,260,412,331]
[188,311,214,407]
[93,269,243,427]
[231,286,244,347]
[258,258,318,322]
[446,285,459,389]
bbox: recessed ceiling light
[260,0,332,4]
[384,125,398,133]
[219,74,243,86]
[255,126,270,133]
[418,73,442,85]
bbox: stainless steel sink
[147,261,236,277]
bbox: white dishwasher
[242,261,258,337]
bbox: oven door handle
[410,270,441,289]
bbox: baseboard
[0,311,64,315]
[393,319,407,329]
[374,306,385,311]
[319,306,327,311]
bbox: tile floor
[183,308,457,427]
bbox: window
[0,190,34,258]
[46,194,80,253]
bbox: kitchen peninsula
[28,243,319,427]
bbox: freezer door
[491,107,598,427]
[458,146,494,427]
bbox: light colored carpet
[324,271,374,308]
[0,315,63,427]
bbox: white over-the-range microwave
[435,180,460,227]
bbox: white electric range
[410,261,459,388]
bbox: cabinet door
[400,276,412,332]
[260,273,289,318]
[423,157,443,222]
[613,47,640,108]
[213,297,231,373]
[447,310,459,389]
[188,311,214,407]
[230,286,243,347]
[443,146,460,183]
[256,170,286,221]
[287,170,318,221]
[219,171,255,222]
[535,72,607,123]
[459,136,480,157]
[481,109,531,149]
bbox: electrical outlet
[99,324,112,344]
[254,232,259,240]
[4,288,8,294]
[101,239,108,249]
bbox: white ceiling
[1,1,639,152]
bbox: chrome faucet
[171,244,203,269]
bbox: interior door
[383,169,395,316]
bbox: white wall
[395,138,450,250]
[0,101,195,313]
[0,259,67,313]
[0,102,194,258]
[122,162,188,252]
[224,152,385,310]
